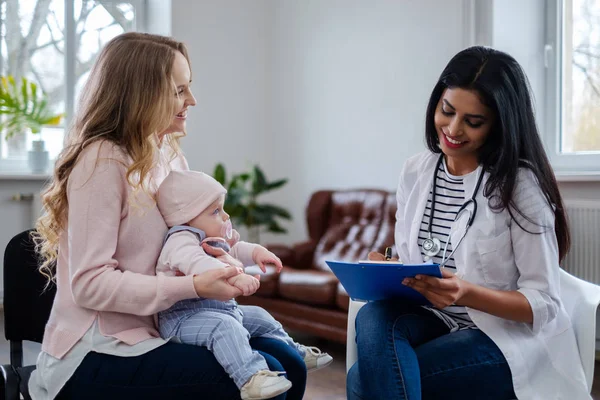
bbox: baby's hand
[252,246,283,273]
[227,273,260,296]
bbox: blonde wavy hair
[33,32,192,282]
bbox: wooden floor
[293,332,347,400]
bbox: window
[545,0,600,174]
[0,0,145,172]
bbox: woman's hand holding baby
[202,242,245,270]
[252,246,283,273]
[228,274,260,296]
[193,267,244,301]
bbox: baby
[156,170,333,400]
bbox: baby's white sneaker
[240,370,292,400]
[299,345,334,372]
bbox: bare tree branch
[0,0,5,75]
[16,0,52,77]
[25,0,52,45]
[573,59,600,97]
[30,21,64,55]
[74,1,98,56]
[574,48,600,60]
[5,0,22,77]
[101,3,135,31]
[29,65,48,93]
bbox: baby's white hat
[156,170,226,227]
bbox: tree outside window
[0,0,139,167]
[562,0,600,153]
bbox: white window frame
[0,0,147,174]
[544,0,600,175]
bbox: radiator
[563,200,600,283]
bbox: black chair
[1,229,56,400]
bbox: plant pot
[28,139,49,174]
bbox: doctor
[346,46,590,400]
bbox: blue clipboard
[326,261,442,305]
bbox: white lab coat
[395,151,590,400]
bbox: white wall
[172,0,468,244]
[171,0,271,176]
[268,0,467,243]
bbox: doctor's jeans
[346,300,516,400]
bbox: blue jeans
[346,301,516,400]
[57,337,306,399]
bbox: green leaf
[0,75,63,137]
[229,174,249,190]
[267,221,287,234]
[213,163,226,185]
[256,204,292,220]
[33,97,47,119]
[21,77,29,113]
[214,162,290,236]
[252,165,268,194]
[265,178,288,192]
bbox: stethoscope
[422,154,485,267]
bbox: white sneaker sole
[307,355,334,373]
[241,379,292,400]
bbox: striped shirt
[417,159,477,331]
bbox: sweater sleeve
[229,241,260,266]
[394,164,410,263]
[67,144,197,316]
[158,231,229,275]
[512,169,561,334]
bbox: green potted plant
[0,75,64,173]
[213,163,292,243]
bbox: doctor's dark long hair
[424,46,570,262]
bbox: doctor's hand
[367,251,399,262]
[402,269,469,309]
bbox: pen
[384,247,392,261]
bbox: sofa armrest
[266,240,317,270]
[291,240,317,270]
[265,244,296,268]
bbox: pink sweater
[156,231,258,276]
[42,141,198,359]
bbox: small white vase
[28,139,49,174]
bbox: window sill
[0,158,54,181]
[0,172,52,181]
[555,172,600,182]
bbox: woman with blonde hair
[29,32,307,400]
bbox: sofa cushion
[278,267,338,306]
[245,265,280,297]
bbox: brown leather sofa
[237,189,397,343]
